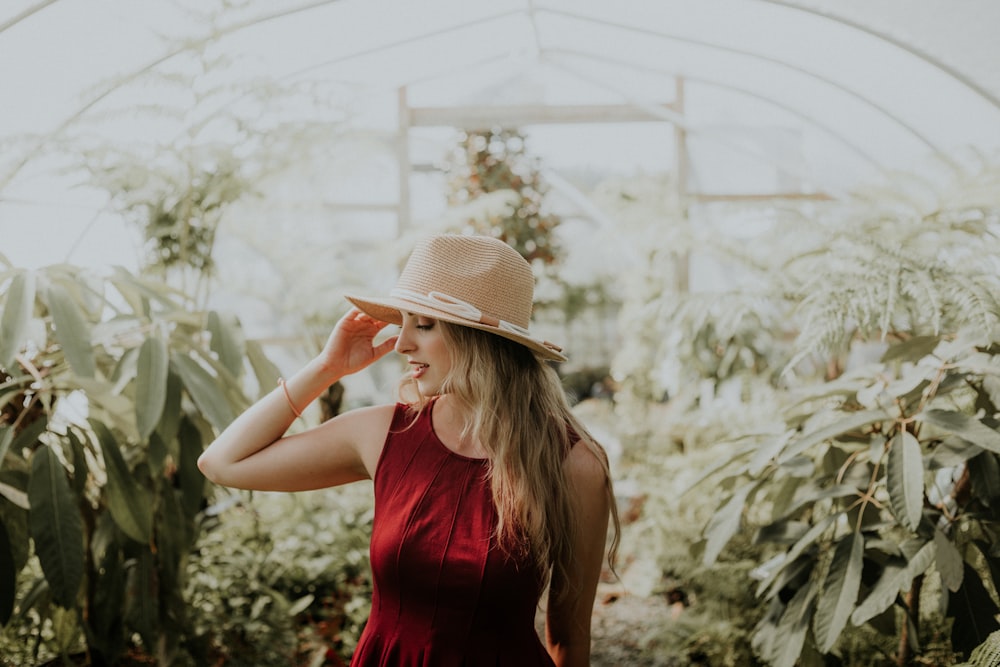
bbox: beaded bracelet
[277,378,303,418]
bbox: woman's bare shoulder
[564,437,609,489]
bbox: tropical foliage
[0,260,275,664]
[610,159,1000,665]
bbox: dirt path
[536,584,674,667]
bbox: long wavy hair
[398,321,620,588]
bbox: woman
[198,234,620,666]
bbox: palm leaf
[28,446,84,608]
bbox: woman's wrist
[308,355,348,387]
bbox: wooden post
[397,86,412,234]
[674,76,690,293]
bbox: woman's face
[395,313,453,396]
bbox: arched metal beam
[545,53,882,188]
[268,9,525,80]
[536,7,954,161]
[0,0,60,35]
[2,0,350,188]
[753,0,1000,111]
[546,48,891,174]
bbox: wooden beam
[397,86,412,232]
[409,103,681,128]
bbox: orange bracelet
[277,378,303,418]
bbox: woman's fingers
[373,335,399,358]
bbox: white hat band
[391,288,535,339]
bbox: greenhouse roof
[2,0,1000,267]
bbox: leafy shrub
[0,261,273,665]
[186,486,375,665]
[702,332,1000,665]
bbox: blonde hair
[398,322,620,588]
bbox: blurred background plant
[0,259,263,665]
[607,158,1000,666]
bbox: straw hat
[345,234,566,362]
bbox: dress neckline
[426,398,489,463]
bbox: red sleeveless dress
[350,402,555,667]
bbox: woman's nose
[394,324,414,354]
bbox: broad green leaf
[156,477,186,591]
[108,342,139,391]
[135,336,169,442]
[147,432,167,480]
[0,270,35,368]
[170,353,235,433]
[759,514,838,599]
[851,540,934,625]
[7,414,49,462]
[755,520,809,545]
[775,482,859,523]
[970,540,1000,607]
[768,477,803,520]
[850,560,905,626]
[771,582,816,667]
[0,519,14,624]
[969,451,1000,504]
[89,512,117,572]
[947,562,1000,657]
[0,383,24,415]
[125,549,158,649]
[67,430,88,496]
[934,528,964,592]
[887,431,923,531]
[90,541,125,659]
[919,410,1000,454]
[681,441,755,496]
[814,531,864,652]
[90,420,152,543]
[0,426,13,471]
[45,283,95,378]
[880,336,941,364]
[0,477,29,572]
[759,553,814,601]
[929,436,986,469]
[703,481,755,565]
[0,413,49,468]
[28,446,84,609]
[110,266,184,311]
[177,418,204,519]
[0,481,28,510]
[50,603,79,655]
[155,370,183,446]
[246,339,281,399]
[208,311,244,379]
[748,429,795,475]
[780,410,890,463]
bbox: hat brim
[344,294,567,362]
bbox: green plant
[609,160,1000,665]
[0,260,275,665]
[445,127,562,265]
[185,486,375,665]
[700,331,1000,665]
[96,146,249,273]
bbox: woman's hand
[319,308,398,378]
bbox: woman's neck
[431,395,488,459]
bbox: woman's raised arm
[197,309,398,491]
